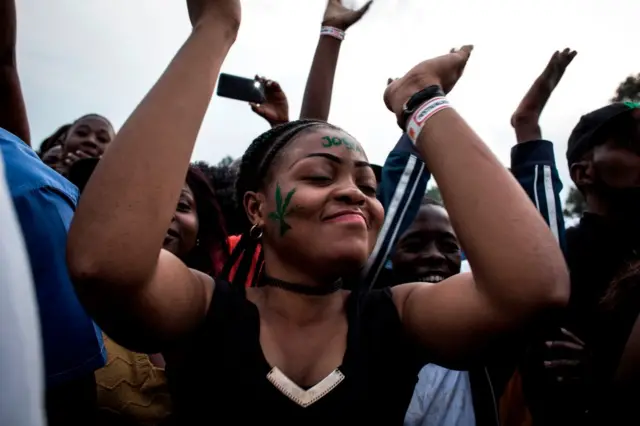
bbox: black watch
[398,85,445,131]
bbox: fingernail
[545,341,552,347]
[544,361,551,367]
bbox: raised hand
[250,76,289,127]
[536,49,577,97]
[544,328,588,384]
[322,0,373,31]
[186,0,241,31]
[384,45,473,120]
[511,48,577,142]
[59,149,95,177]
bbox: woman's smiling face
[244,126,384,279]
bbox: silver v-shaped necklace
[266,367,345,407]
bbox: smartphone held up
[216,73,266,104]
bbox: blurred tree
[563,186,587,219]
[426,185,442,203]
[217,155,234,168]
[611,73,640,103]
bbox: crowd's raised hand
[250,76,289,127]
[384,45,473,120]
[511,48,577,142]
[322,0,373,30]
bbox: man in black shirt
[564,102,640,339]
[534,101,640,424]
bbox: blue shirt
[0,128,105,387]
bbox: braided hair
[220,119,344,287]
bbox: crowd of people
[1,0,639,425]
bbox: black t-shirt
[166,281,429,425]
[523,213,640,424]
[590,291,640,424]
[564,214,640,341]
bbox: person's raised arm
[510,49,575,253]
[67,0,240,353]
[386,47,570,368]
[511,48,576,143]
[0,0,29,144]
[299,0,371,120]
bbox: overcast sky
[16,0,640,199]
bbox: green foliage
[425,185,442,203]
[611,73,640,103]
[217,155,234,168]
[563,186,586,219]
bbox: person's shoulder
[565,219,590,251]
[207,279,251,321]
[0,128,79,203]
[352,287,398,321]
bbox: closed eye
[359,185,377,196]
[440,240,460,253]
[177,201,191,212]
[305,176,332,182]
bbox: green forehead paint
[267,183,296,236]
[320,136,362,153]
[624,101,640,109]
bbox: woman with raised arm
[67,0,568,423]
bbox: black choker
[261,275,342,296]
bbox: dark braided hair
[220,119,344,287]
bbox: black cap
[566,102,640,165]
[67,157,100,194]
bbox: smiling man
[391,196,478,426]
[391,196,461,284]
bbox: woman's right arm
[67,0,240,354]
[387,48,570,368]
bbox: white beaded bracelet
[320,26,345,41]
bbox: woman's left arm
[386,48,569,369]
[0,0,29,144]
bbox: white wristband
[320,26,345,41]
[406,97,451,143]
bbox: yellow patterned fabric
[95,334,172,426]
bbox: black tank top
[166,281,429,425]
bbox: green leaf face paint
[320,135,363,153]
[268,183,296,236]
[624,101,640,109]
